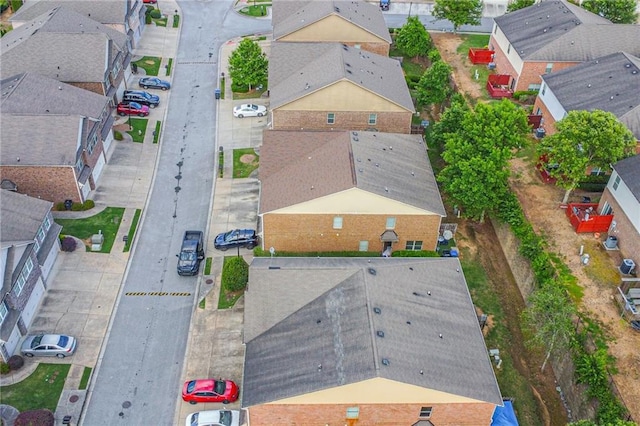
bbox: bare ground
[432,33,640,422]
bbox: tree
[582,0,638,24]
[228,38,268,92]
[536,110,636,204]
[416,60,452,108]
[394,16,432,58]
[429,93,469,148]
[438,100,529,221]
[506,0,535,13]
[522,283,576,372]
[432,0,483,32]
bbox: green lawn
[123,209,142,252]
[456,34,491,54]
[233,148,259,178]
[232,87,268,100]
[239,4,269,17]
[0,363,70,411]
[55,207,125,253]
[132,56,161,76]
[127,118,148,143]
[153,120,161,144]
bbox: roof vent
[373,307,382,314]
[439,333,443,339]
[633,70,638,74]
[352,131,358,136]
[334,6,340,12]
[316,319,322,324]
[368,267,377,275]
[381,358,390,366]
[345,62,351,67]
[406,321,411,325]
[625,63,631,68]
[358,168,363,173]
[384,187,389,192]
[376,330,385,338]
[587,84,591,88]
[409,267,413,271]
[304,83,310,90]
[353,136,359,141]
[346,69,352,74]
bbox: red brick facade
[248,401,496,426]
[598,189,640,260]
[68,81,106,97]
[532,96,558,135]
[262,213,441,253]
[0,166,82,203]
[272,110,412,134]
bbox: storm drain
[124,292,191,297]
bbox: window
[535,107,542,115]
[14,275,26,297]
[0,302,7,325]
[590,167,604,176]
[368,114,377,125]
[613,175,621,191]
[359,241,369,252]
[385,217,396,229]
[23,257,33,276]
[346,407,359,419]
[419,406,433,418]
[545,63,553,74]
[507,44,511,54]
[405,241,423,250]
[75,157,85,173]
[87,132,98,155]
[601,202,613,215]
[333,216,343,229]
[327,113,335,124]
[541,83,546,95]
[528,83,541,91]
[43,215,51,231]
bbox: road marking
[124,292,191,297]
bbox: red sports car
[182,379,239,404]
[117,101,149,117]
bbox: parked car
[21,334,77,358]
[185,410,240,426]
[177,231,205,276]
[182,379,239,404]
[139,77,171,91]
[117,102,150,117]
[214,229,257,251]
[123,90,160,108]
[232,104,266,118]
[143,0,157,3]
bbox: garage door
[21,278,45,329]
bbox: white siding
[607,171,640,234]
[492,25,524,74]
[538,83,567,121]
[21,278,45,329]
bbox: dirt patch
[239,154,256,164]
[431,32,485,100]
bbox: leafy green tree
[394,16,432,58]
[507,0,535,13]
[438,100,529,221]
[522,283,576,371]
[537,110,636,204]
[416,60,452,108]
[582,0,638,24]
[432,0,483,32]
[228,38,268,92]
[429,93,468,148]
[569,419,637,426]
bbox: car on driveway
[185,410,240,426]
[139,77,171,90]
[123,90,160,108]
[214,229,257,251]
[233,103,266,118]
[21,334,77,358]
[182,379,239,404]
[117,102,150,117]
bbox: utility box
[620,259,636,275]
[215,88,221,100]
[91,233,104,251]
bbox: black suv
[214,229,258,251]
[123,90,160,108]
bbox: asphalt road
[81,3,271,425]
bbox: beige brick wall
[262,213,441,252]
[0,166,81,203]
[272,110,412,134]
[598,189,640,260]
[248,401,496,425]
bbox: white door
[92,153,106,183]
[21,279,45,328]
[40,241,60,281]
[4,327,22,360]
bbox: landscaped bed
[55,207,124,253]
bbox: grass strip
[153,121,161,144]
[79,367,92,390]
[123,209,142,252]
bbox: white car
[233,103,266,118]
[21,334,77,358]
[186,410,239,426]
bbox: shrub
[69,200,95,211]
[114,130,123,140]
[149,8,161,19]
[8,355,24,371]
[0,361,9,375]
[392,250,440,257]
[231,81,249,93]
[222,256,249,292]
[427,48,441,63]
[61,236,77,252]
[15,409,55,426]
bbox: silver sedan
[21,334,77,358]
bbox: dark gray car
[123,90,160,108]
[214,229,257,251]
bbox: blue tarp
[491,400,519,426]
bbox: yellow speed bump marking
[124,292,191,297]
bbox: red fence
[468,48,495,64]
[486,74,513,99]
[565,203,614,233]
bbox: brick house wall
[348,41,389,56]
[68,81,106,97]
[248,401,496,426]
[262,213,441,252]
[272,110,412,134]
[515,61,579,92]
[532,96,558,135]
[598,189,640,260]
[0,166,81,203]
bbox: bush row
[54,199,95,211]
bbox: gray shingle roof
[613,155,640,202]
[243,257,502,407]
[0,114,82,166]
[1,7,127,82]
[1,189,53,242]
[541,52,640,140]
[1,73,109,119]
[272,0,391,43]
[259,130,446,215]
[269,42,414,111]
[10,0,128,25]
[492,0,640,61]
